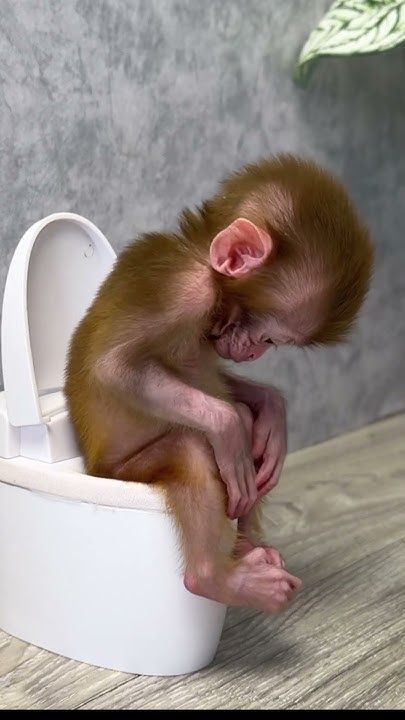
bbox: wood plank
[0,413,404,709]
[77,542,405,709]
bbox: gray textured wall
[0,0,404,450]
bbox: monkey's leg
[237,505,285,568]
[113,430,301,613]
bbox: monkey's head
[205,155,374,363]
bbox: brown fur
[180,154,374,342]
[64,154,374,595]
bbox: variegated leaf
[295,0,405,85]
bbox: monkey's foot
[184,548,301,613]
[236,538,285,568]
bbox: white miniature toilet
[0,213,226,675]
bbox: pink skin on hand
[251,388,287,497]
[235,396,287,569]
[230,380,287,499]
[235,402,287,570]
[212,326,286,496]
[210,405,258,520]
[210,386,285,521]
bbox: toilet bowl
[0,213,226,676]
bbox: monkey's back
[63,232,217,473]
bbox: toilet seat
[0,213,116,462]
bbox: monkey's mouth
[208,323,273,363]
[210,326,263,363]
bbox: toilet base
[0,476,227,676]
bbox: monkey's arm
[221,373,287,496]
[96,345,233,432]
[96,347,257,518]
[222,372,285,414]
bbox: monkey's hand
[251,387,287,498]
[221,374,287,498]
[209,409,257,520]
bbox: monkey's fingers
[232,463,253,518]
[269,566,302,592]
[269,455,284,490]
[257,459,283,500]
[256,451,278,489]
[263,546,285,568]
[282,571,302,592]
[245,458,258,509]
[280,580,297,601]
[226,482,242,519]
[252,422,271,461]
[225,463,246,519]
[229,458,258,519]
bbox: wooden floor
[1,413,404,710]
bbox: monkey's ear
[209,218,273,277]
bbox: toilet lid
[2,213,116,427]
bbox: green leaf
[295,0,405,85]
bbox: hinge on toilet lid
[0,367,81,462]
[19,411,80,463]
[0,392,80,462]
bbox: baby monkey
[65,155,374,613]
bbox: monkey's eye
[265,338,274,344]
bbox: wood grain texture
[0,413,404,710]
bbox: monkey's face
[212,321,269,363]
[208,215,325,361]
[211,310,302,363]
